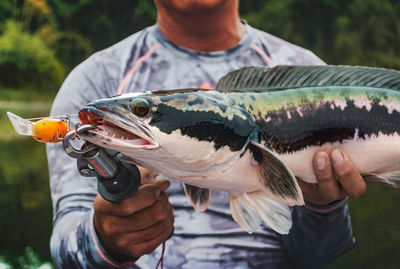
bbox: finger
[94,183,163,216]
[125,217,174,257]
[330,149,366,198]
[296,177,318,198]
[113,204,174,245]
[111,220,166,246]
[313,151,343,200]
[139,167,159,184]
[100,192,171,232]
[153,178,171,192]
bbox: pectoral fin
[183,184,211,212]
[250,141,304,206]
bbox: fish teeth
[112,134,116,138]
[121,136,125,139]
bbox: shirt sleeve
[46,55,133,268]
[282,200,355,269]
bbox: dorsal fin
[152,88,202,96]
[215,65,400,91]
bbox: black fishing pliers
[62,124,141,203]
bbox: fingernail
[315,152,326,170]
[331,149,344,165]
[155,175,167,181]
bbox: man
[47,0,367,268]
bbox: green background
[0,0,399,268]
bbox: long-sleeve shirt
[47,23,355,269]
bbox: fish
[77,65,400,234]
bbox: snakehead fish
[78,65,400,234]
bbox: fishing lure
[7,112,73,143]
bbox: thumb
[153,177,171,191]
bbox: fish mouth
[78,106,158,149]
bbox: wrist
[304,197,348,213]
[90,210,137,267]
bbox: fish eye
[131,98,151,117]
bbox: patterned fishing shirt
[47,23,355,269]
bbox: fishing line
[25,114,78,121]
[155,242,166,269]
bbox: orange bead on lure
[7,112,73,143]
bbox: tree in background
[241,0,400,69]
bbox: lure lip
[7,111,36,136]
[78,106,159,149]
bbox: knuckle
[139,187,158,204]
[153,202,168,221]
[119,203,134,215]
[334,163,353,178]
[316,172,332,182]
[102,221,118,237]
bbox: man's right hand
[93,179,174,259]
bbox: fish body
[78,65,400,234]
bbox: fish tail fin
[363,171,400,188]
[230,191,292,234]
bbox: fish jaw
[78,105,159,150]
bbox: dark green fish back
[215,65,400,91]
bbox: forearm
[51,209,133,269]
[282,200,355,269]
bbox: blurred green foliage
[0,20,64,93]
[1,246,53,269]
[0,0,400,268]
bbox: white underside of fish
[81,124,400,235]
[280,131,400,183]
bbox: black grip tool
[63,125,140,202]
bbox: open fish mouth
[78,106,158,149]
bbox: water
[0,102,53,267]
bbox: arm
[47,57,173,268]
[282,150,367,269]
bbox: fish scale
[225,87,400,154]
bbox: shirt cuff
[304,197,348,214]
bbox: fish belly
[177,150,266,195]
[279,132,400,183]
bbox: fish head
[78,92,158,151]
[78,89,257,177]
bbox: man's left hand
[298,149,367,206]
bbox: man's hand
[93,178,174,259]
[298,149,367,206]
